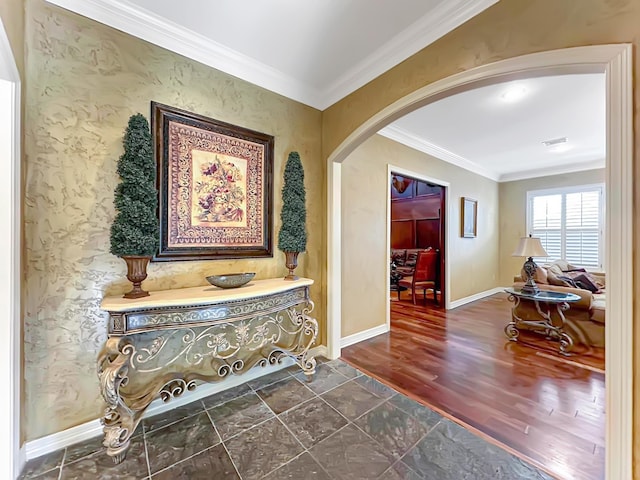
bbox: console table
[504,288,580,356]
[98,277,318,463]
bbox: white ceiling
[45,1,603,182]
[380,73,606,182]
[46,0,497,109]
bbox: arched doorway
[326,44,632,479]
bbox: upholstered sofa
[513,260,605,347]
[391,248,427,276]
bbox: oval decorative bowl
[206,272,255,289]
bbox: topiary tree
[278,151,306,279]
[110,113,159,298]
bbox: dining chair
[398,249,439,305]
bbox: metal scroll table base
[504,292,579,356]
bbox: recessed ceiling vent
[542,137,568,147]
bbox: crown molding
[46,0,496,110]
[45,0,324,108]
[498,158,605,182]
[378,125,501,181]
[379,125,605,183]
[321,0,499,108]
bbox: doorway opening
[389,171,446,310]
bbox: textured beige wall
[341,134,499,337]
[0,0,24,76]
[23,0,323,440]
[498,169,605,286]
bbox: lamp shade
[512,235,548,257]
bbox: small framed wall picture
[461,197,477,238]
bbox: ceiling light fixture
[500,84,528,103]
[542,136,571,153]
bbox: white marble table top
[102,277,313,312]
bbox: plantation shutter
[527,185,603,268]
[530,194,562,262]
[565,191,600,267]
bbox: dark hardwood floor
[341,292,605,480]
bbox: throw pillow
[553,260,572,271]
[562,270,604,292]
[547,267,574,287]
[572,273,603,293]
[557,275,578,288]
[563,267,587,273]
[547,264,564,278]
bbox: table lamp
[512,235,548,295]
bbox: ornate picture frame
[152,102,274,261]
[461,197,477,238]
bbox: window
[526,184,604,268]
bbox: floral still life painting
[193,152,247,227]
[153,102,274,261]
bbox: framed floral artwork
[152,102,274,261]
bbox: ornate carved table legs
[97,294,318,464]
[97,337,168,463]
[505,294,575,356]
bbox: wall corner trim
[341,324,389,349]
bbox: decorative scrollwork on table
[126,303,316,373]
[97,337,136,464]
[558,332,574,356]
[504,322,519,341]
[124,288,308,332]
[159,378,197,402]
[97,283,318,463]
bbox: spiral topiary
[278,151,307,252]
[110,113,159,257]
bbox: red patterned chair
[398,249,439,305]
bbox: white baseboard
[341,324,389,348]
[24,345,326,461]
[448,287,505,309]
[25,419,103,463]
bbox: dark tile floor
[19,358,554,480]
